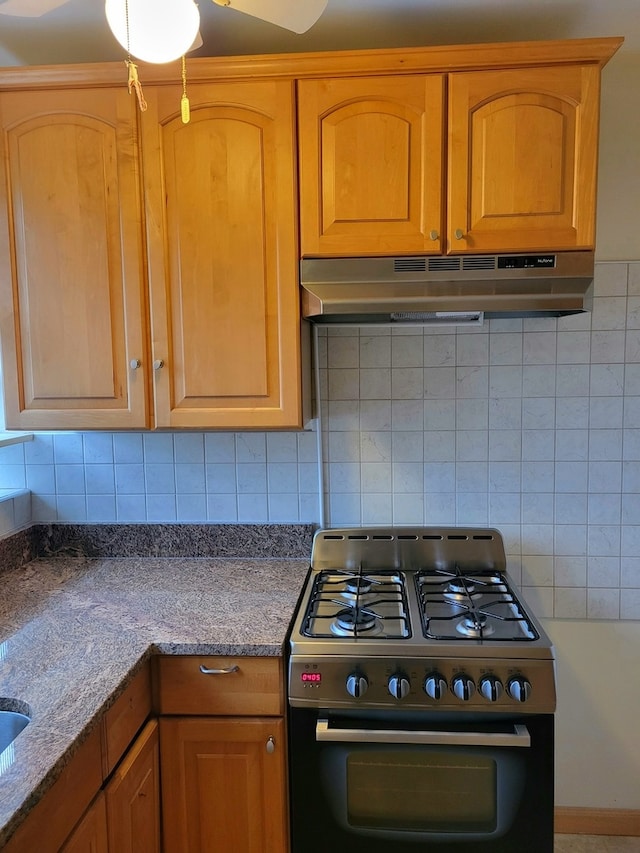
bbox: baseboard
[555,807,640,836]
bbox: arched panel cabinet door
[141,80,303,429]
[0,89,149,430]
[448,64,600,254]
[298,75,445,256]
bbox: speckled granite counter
[0,526,313,847]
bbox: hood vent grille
[391,311,484,325]
[426,257,460,271]
[394,257,427,273]
[462,256,496,270]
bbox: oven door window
[321,742,525,841]
[347,751,496,832]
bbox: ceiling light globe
[105,0,200,64]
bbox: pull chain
[123,0,147,112]
[181,55,191,124]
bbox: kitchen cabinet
[1,664,155,853]
[298,64,601,257]
[104,721,161,853]
[57,722,161,853]
[0,82,304,431]
[160,717,288,853]
[447,64,600,253]
[2,727,105,853]
[60,793,108,853]
[0,88,149,431]
[155,655,289,853]
[298,75,445,256]
[140,80,304,429]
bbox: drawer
[102,661,152,776]
[155,656,283,716]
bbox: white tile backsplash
[1,261,640,620]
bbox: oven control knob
[479,674,504,702]
[346,673,369,699]
[424,672,448,701]
[451,674,475,701]
[507,675,532,703]
[388,673,411,700]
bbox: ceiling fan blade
[190,29,204,51]
[0,0,70,16]
[212,0,327,34]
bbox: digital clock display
[301,671,322,683]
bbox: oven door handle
[315,718,531,748]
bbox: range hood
[300,251,594,325]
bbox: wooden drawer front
[102,662,152,776]
[156,656,283,716]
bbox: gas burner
[456,613,495,638]
[331,606,381,637]
[344,576,374,596]
[443,577,478,602]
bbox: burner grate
[301,569,411,639]
[416,568,538,642]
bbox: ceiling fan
[0,0,328,34]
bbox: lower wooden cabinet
[104,721,161,853]
[3,657,289,853]
[58,721,161,853]
[60,793,108,853]
[159,717,288,853]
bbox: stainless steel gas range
[287,527,556,853]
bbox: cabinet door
[298,75,445,256]
[105,720,161,853]
[160,717,288,853]
[60,793,109,853]
[142,81,303,429]
[0,89,149,429]
[448,64,600,253]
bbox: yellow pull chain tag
[181,95,191,124]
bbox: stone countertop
[0,554,309,847]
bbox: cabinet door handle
[130,359,141,369]
[199,664,240,675]
[153,359,164,370]
[454,228,465,240]
[266,736,275,754]
[429,229,439,241]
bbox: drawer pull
[266,736,275,754]
[199,664,240,675]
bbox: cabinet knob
[153,359,164,370]
[429,229,439,241]
[266,736,275,754]
[129,359,141,369]
[454,228,465,240]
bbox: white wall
[548,618,640,808]
[596,55,640,261]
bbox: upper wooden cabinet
[0,81,304,430]
[298,75,445,255]
[140,80,303,429]
[0,88,149,430]
[298,61,608,258]
[447,64,600,253]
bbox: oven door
[288,708,554,852]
